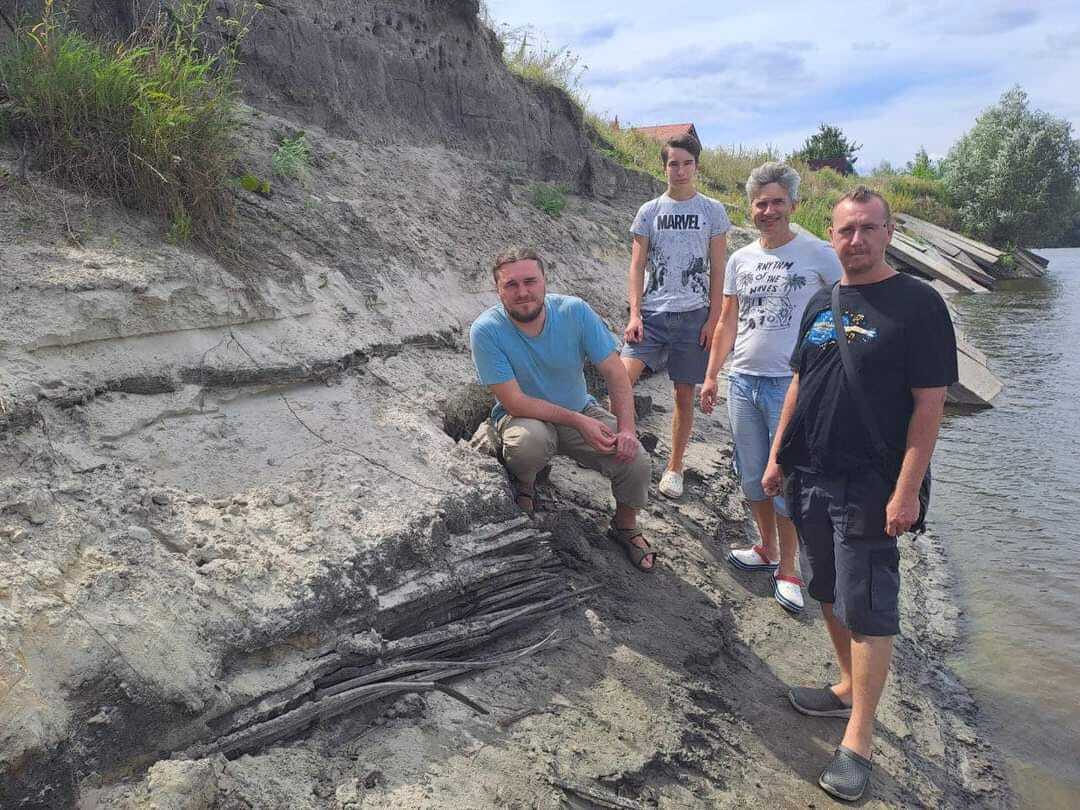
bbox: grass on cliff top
[0,0,258,249]
[586,117,957,237]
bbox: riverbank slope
[0,1,1010,806]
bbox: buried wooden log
[316,631,559,699]
[188,629,562,759]
[176,519,597,760]
[548,775,646,809]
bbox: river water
[933,248,1080,808]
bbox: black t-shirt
[777,273,958,475]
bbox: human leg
[786,472,855,708]
[757,375,799,574]
[559,406,653,570]
[841,632,893,757]
[776,514,799,580]
[667,382,696,475]
[621,356,647,386]
[726,373,782,559]
[747,498,780,561]
[821,602,854,704]
[661,308,709,496]
[496,416,558,510]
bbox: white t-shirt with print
[723,230,843,376]
[631,193,731,313]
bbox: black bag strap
[830,283,889,463]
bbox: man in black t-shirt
[761,187,957,802]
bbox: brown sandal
[607,526,657,572]
[509,478,535,516]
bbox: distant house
[807,157,854,175]
[629,122,700,145]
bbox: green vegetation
[500,27,587,109]
[237,172,271,196]
[943,86,1080,247]
[271,132,311,181]
[906,147,941,180]
[791,123,862,172]
[0,0,258,248]
[530,182,570,217]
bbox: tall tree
[791,124,861,173]
[906,147,940,179]
[943,86,1080,247]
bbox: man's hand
[762,460,784,498]
[612,430,640,464]
[885,489,920,537]
[699,377,719,414]
[699,314,719,350]
[623,314,644,344]
[577,415,617,454]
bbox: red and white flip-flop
[774,574,806,613]
[727,544,779,572]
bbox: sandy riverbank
[79,371,1011,809]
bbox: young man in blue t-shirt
[470,247,655,571]
[623,134,730,498]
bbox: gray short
[789,468,901,636]
[621,308,710,385]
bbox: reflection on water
[934,249,1080,808]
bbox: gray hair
[745,161,801,203]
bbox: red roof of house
[630,123,699,143]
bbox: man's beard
[842,253,875,275]
[508,301,544,323]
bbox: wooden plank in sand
[894,217,997,287]
[894,213,1004,268]
[887,232,987,293]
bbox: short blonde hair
[834,185,892,222]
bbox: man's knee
[499,418,556,478]
[673,382,696,402]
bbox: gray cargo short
[620,308,710,385]
[789,468,901,637]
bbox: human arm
[595,351,639,463]
[700,233,728,349]
[761,373,800,496]
[699,294,739,414]
[489,378,616,454]
[885,386,946,536]
[624,234,649,343]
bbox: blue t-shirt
[470,294,618,421]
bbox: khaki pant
[494,404,651,509]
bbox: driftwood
[180,518,594,760]
[549,775,646,809]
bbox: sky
[485,0,1080,172]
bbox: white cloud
[486,0,1080,166]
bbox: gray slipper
[788,686,852,718]
[819,745,872,802]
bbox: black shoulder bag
[830,283,931,534]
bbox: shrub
[530,182,570,217]
[790,123,861,171]
[271,132,311,180]
[0,0,258,249]
[499,27,587,110]
[943,86,1080,246]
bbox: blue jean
[727,372,792,516]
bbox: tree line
[792,87,1080,248]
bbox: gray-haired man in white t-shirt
[700,162,842,614]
